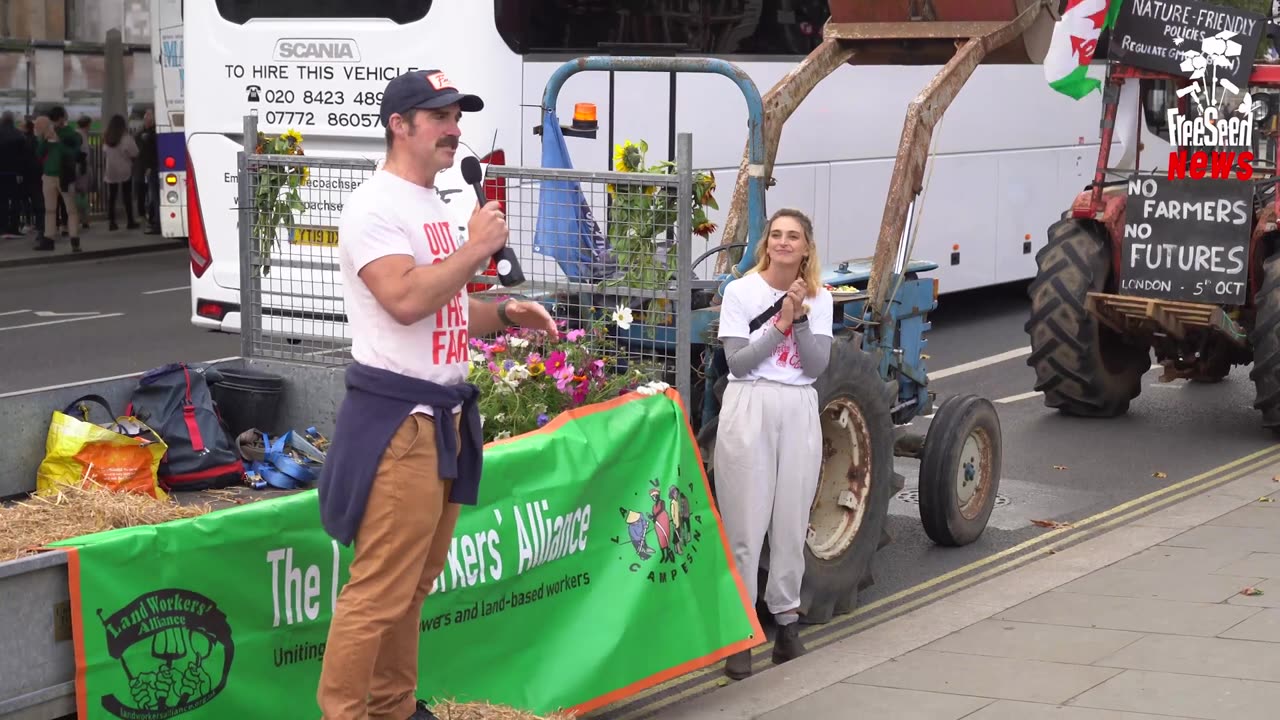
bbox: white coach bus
[152,0,188,239]
[185,0,1158,334]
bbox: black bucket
[210,367,285,438]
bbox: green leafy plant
[252,129,308,275]
[606,140,718,324]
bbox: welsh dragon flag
[1044,0,1124,99]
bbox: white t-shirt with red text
[717,272,834,385]
[339,170,470,415]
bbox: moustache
[437,137,459,149]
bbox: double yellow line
[599,443,1280,720]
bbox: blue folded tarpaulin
[533,108,615,281]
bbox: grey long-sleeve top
[723,319,832,379]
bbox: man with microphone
[315,68,556,720]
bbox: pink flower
[547,350,568,374]
[572,375,590,404]
[588,358,605,379]
[566,328,586,342]
[527,352,542,365]
[555,365,575,391]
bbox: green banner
[51,390,761,719]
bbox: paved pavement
[0,224,184,268]
[662,460,1280,720]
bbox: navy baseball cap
[378,69,484,127]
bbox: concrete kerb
[0,238,187,270]
[661,461,1280,720]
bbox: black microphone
[460,155,524,287]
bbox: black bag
[126,362,245,491]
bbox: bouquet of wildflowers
[251,128,308,276]
[467,312,669,443]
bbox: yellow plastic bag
[35,394,169,500]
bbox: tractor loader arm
[864,1,1053,320]
[713,0,1056,316]
[715,38,859,275]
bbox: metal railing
[236,114,697,405]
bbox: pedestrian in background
[20,119,44,237]
[0,112,26,237]
[713,207,835,680]
[136,109,160,233]
[33,106,82,252]
[72,115,93,232]
[101,114,139,230]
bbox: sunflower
[613,140,643,172]
[282,128,304,147]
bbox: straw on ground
[431,700,576,719]
[0,483,214,561]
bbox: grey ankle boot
[724,649,753,679]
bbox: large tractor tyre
[918,394,1002,547]
[1249,251,1280,432]
[799,337,897,625]
[1025,218,1150,417]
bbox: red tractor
[1026,62,1280,430]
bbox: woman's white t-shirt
[339,170,470,415]
[717,273,834,385]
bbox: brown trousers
[42,175,79,238]
[317,412,460,720]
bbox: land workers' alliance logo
[615,468,706,584]
[1167,30,1259,180]
[97,589,234,720]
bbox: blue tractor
[515,1,1055,625]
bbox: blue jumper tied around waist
[318,362,483,546]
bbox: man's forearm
[469,297,509,336]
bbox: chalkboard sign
[1121,175,1253,305]
[1110,0,1265,90]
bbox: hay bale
[0,484,216,561]
[431,700,577,720]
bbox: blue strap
[243,429,325,490]
[248,460,299,490]
[267,431,319,485]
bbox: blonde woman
[715,207,834,680]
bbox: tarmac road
[4,251,1278,717]
[0,249,238,395]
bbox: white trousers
[714,378,822,617]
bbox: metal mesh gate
[237,116,697,405]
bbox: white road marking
[0,313,124,332]
[0,309,31,317]
[929,347,1031,380]
[143,285,189,295]
[917,356,1166,419]
[32,310,100,317]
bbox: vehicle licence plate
[292,225,339,246]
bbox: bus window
[215,0,432,24]
[494,0,829,56]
